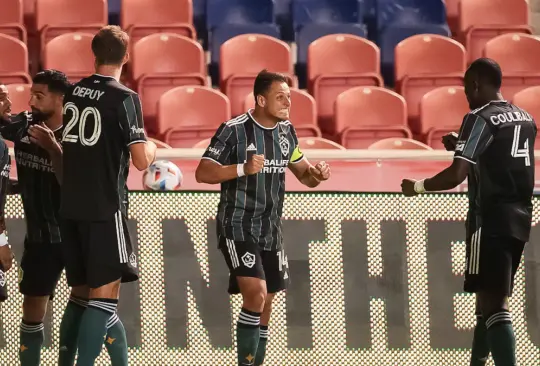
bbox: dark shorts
[464,233,525,296]
[62,212,138,289]
[19,239,64,298]
[219,236,290,295]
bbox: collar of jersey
[247,109,290,130]
[92,73,116,80]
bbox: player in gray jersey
[196,70,331,366]
[401,58,535,366]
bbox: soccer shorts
[62,211,138,289]
[19,239,64,298]
[464,233,525,296]
[219,236,290,295]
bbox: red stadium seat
[445,0,460,35]
[512,87,540,146]
[334,86,412,148]
[244,89,321,137]
[0,0,26,43]
[220,34,294,116]
[395,34,466,126]
[368,138,432,150]
[0,34,30,84]
[43,33,94,83]
[420,86,469,149]
[5,83,30,114]
[483,34,540,101]
[159,86,231,147]
[459,0,531,63]
[308,34,383,135]
[121,0,195,48]
[132,33,207,133]
[298,137,345,150]
[36,0,107,52]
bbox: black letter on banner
[163,219,231,348]
[282,219,325,349]
[525,223,540,347]
[342,220,410,349]
[427,220,471,349]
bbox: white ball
[142,160,182,191]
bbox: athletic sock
[105,313,128,366]
[470,314,489,366]
[237,308,261,366]
[58,295,88,366]
[76,298,117,366]
[486,311,516,366]
[19,321,44,366]
[254,325,269,366]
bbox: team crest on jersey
[241,252,256,268]
[279,136,290,157]
[129,253,137,268]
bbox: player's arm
[119,94,156,170]
[402,114,493,196]
[0,112,30,142]
[287,129,330,187]
[0,146,13,272]
[28,123,63,183]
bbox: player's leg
[58,285,89,366]
[221,237,266,366]
[470,296,489,366]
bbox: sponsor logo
[247,143,257,152]
[241,252,256,268]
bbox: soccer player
[401,58,535,366]
[60,26,156,366]
[195,70,331,366]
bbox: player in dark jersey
[402,58,535,366]
[60,26,156,366]
[196,70,331,366]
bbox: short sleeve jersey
[454,100,536,242]
[202,111,305,251]
[60,74,147,221]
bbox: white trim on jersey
[454,155,476,165]
[115,211,128,263]
[248,109,279,130]
[127,139,146,146]
[201,156,223,165]
[226,239,239,268]
[225,114,249,127]
[469,227,482,275]
[471,100,508,114]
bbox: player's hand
[401,179,420,197]
[442,132,458,152]
[244,154,265,175]
[0,245,13,272]
[309,161,330,181]
[28,123,59,152]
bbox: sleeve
[0,111,29,142]
[118,93,147,147]
[0,142,10,213]
[201,123,235,165]
[289,125,305,164]
[454,113,494,164]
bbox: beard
[31,108,53,122]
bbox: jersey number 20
[62,102,102,146]
[511,125,530,166]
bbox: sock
[255,325,268,366]
[470,314,489,366]
[486,311,517,366]
[19,321,44,366]
[76,299,118,366]
[237,308,261,366]
[105,313,128,366]
[58,295,88,366]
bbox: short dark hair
[253,69,288,101]
[91,25,129,66]
[32,70,71,94]
[466,58,502,89]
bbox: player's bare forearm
[424,158,469,192]
[299,168,321,188]
[195,159,239,184]
[47,141,63,184]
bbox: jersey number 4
[62,102,102,146]
[511,125,530,166]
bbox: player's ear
[122,52,129,66]
[256,95,266,108]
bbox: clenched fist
[244,154,265,175]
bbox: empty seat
[308,34,382,135]
[420,86,469,149]
[459,0,531,63]
[207,0,274,31]
[483,34,540,101]
[292,0,363,32]
[159,86,231,147]
[43,33,94,83]
[0,34,30,84]
[368,137,432,150]
[298,137,345,150]
[5,83,30,114]
[36,0,107,51]
[0,0,26,42]
[132,33,206,133]
[513,86,540,122]
[220,34,294,116]
[121,0,196,46]
[334,86,412,148]
[395,34,466,126]
[244,89,321,137]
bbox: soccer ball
[142,160,182,191]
